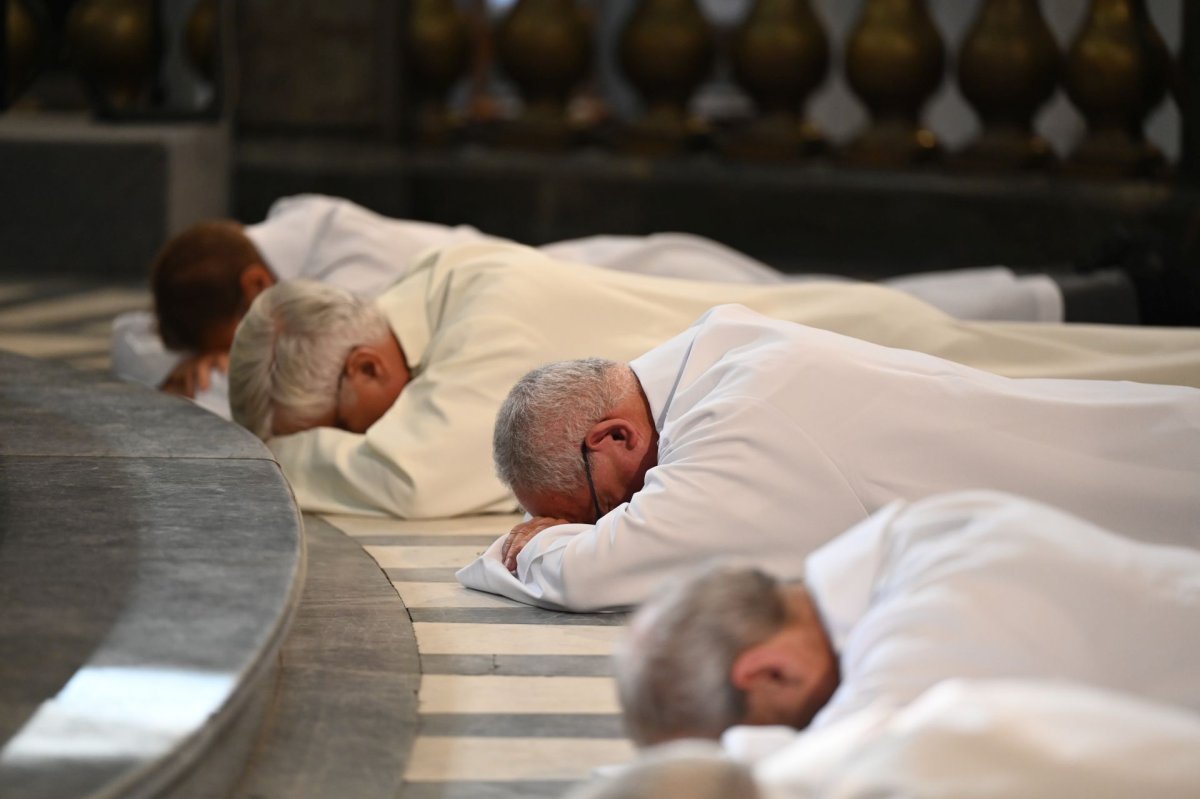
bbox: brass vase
[617,0,715,156]
[495,0,591,149]
[6,0,44,105]
[407,0,471,144]
[184,0,217,83]
[956,0,1059,171]
[723,0,830,160]
[1063,0,1170,178]
[65,0,159,114]
[842,0,944,167]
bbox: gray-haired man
[459,305,1200,611]
[611,491,1200,745]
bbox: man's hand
[160,351,230,398]
[501,516,571,574]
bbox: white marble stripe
[395,582,527,609]
[366,545,485,569]
[323,513,521,539]
[0,332,111,358]
[413,623,620,656]
[419,675,620,715]
[0,289,147,328]
[405,736,634,782]
[64,354,113,372]
[78,319,123,337]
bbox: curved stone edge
[0,350,308,799]
[228,515,422,798]
[112,488,308,799]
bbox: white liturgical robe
[458,307,1200,611]
[752,679,1200,799]
[803,491,1200,730]
[111,194,1066,411]
[272,244,1200,520]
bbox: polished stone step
[0,350,304,798]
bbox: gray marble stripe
[403,781,574,799]
[386,568,460,583]
[409,608,629,626]
[356,534,499,547]
[420,713,626,739]
[421,654,614,677]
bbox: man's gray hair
[493,357,634,495]
[229,280,390,439]
[615,563,790,745]
[564,741,758,799]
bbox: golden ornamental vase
[407,0,471,144]
[722,0,830,160]
[184,0,216,83]
[955,0,1059,171]
[495,0,591,149]
[6,0,44,104]
[65,0,159,114]
[617,0,716,156]
[842,0,944,167]
[1063,0,1170,178]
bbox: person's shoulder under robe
[251,193,489,296]
[459,306,1200,611]
[805,491,1200,729]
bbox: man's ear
[585,418,640,452]
[239,263,276,303]
[730,642,790,693]
[344,345,387,383]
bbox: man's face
[515,448,633,524]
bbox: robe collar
[376,274,432,373]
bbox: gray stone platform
[0,350,302,797]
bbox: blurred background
[1,0,1197,280]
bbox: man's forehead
[515,486,589,523]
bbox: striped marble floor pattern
[325,513,635,798]
[0,278,147,373]
[0,280,637,797]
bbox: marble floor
[0,281,636,797]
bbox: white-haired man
[230,243,1200,519]
[459,305,1200,610]
[611,491,1200,747]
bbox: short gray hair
[493,358,633,495]
[615,564,789,745]
[229,280,390,439]
[564,741,758,799]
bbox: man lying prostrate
[111,194,485,414]
[460,305,1200,610]
[114,193,1135,417]
[568,681,1200,799]
[612,491,1200,746]
[230,244,1200,519]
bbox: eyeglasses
[580,440,603,523]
